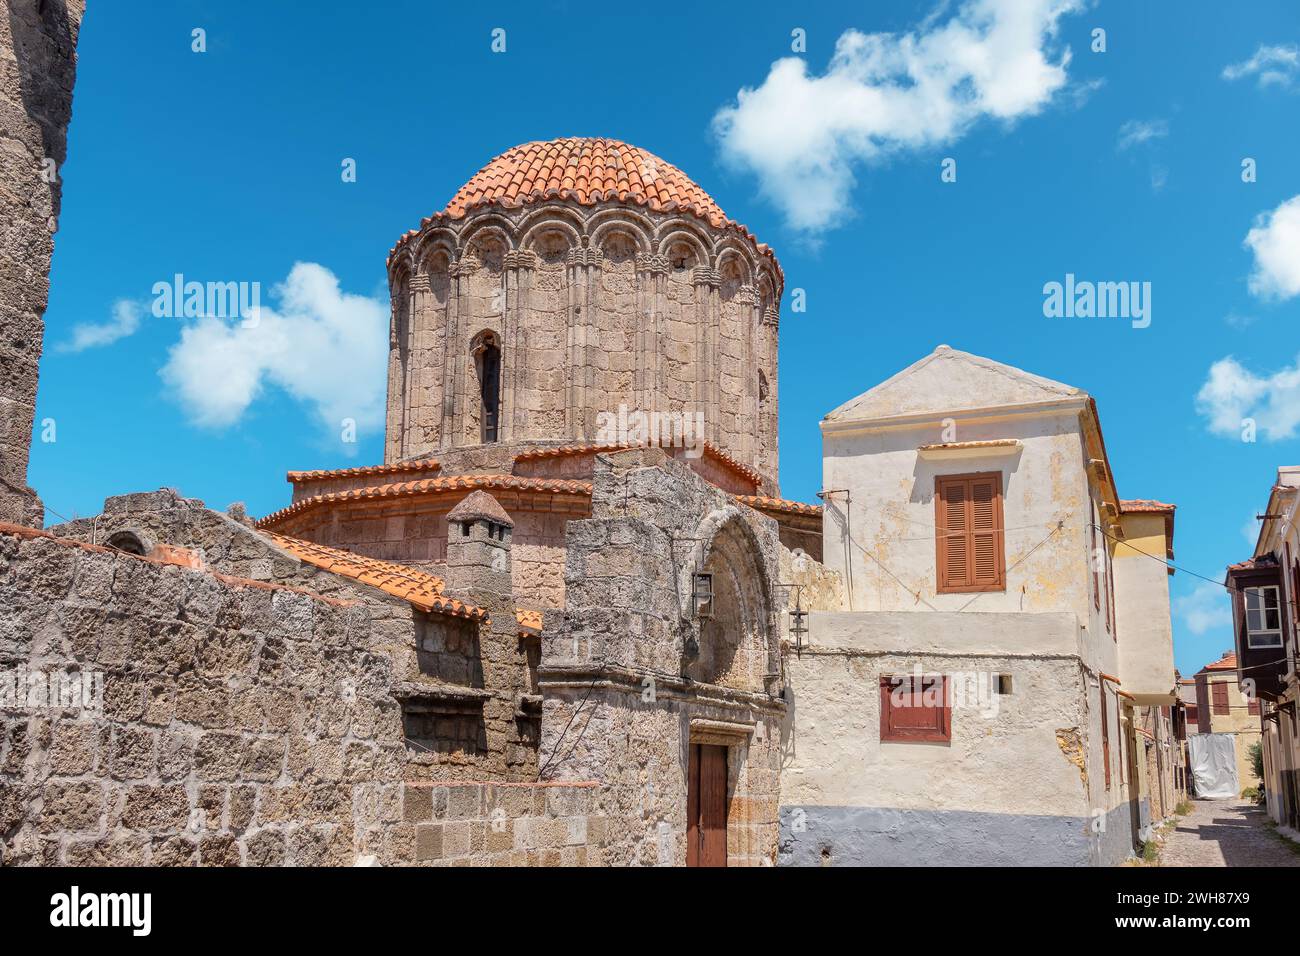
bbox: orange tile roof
[1200,652,1238,672]
[256,475,593,529]
[514,440,762,488]
[287,458,441,484]
[736,494,823,518]
[261,531,487,622]
[516,608,543,634]
[1120,499,1176,513]
[389,138,781,282]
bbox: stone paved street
[1159,799,1300,867]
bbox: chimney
[444,490,514,595]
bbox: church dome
[440,137,730,227]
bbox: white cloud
[60,299,144,352]
[1244,194,1300,301]
[1196,354,1300,440]
[712,0,1085,233]
[1172,582,1232,637]
[1242,514,1261,546]
[160,262,387,435]
[1222,44,1299,89]
[1116,118,1169,152]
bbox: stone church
[3,110,823,862]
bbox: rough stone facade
[383,139,783,493]
[538,450,787,865]
[0,0,85,527]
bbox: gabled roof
[823,345,1085,426]
[261,531,486,621]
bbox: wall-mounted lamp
[693,572,714,620]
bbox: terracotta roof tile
[1200,652,1238,672]
[1120,499,1176,514]
[516,608,543,634]
[256,475,593,529]
[736,495,823,517]
[261,530,487,622]
[388,138,781,283]
[287,459,441,484]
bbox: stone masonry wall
[540,450,787,865]
[401,780,606,866]
[0,0,86,526]
[0,524,412,865]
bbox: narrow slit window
[479,339,501,443]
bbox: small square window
[880,674,951,744]
[995,674,1013,695]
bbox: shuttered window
[935,473,1005,593]
[1100,684,1111,790]
[1211,680,1230,716]
[880,674,951,743]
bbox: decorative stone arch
[712,239,757,278]
[586,206,656,250]
[387,249,414,291]
[717,250,752,303]
[411,227,458,270]
[517,205,585,251]
[653,217,714,255]
[756,265,783,306]
[656,227,710,274]
[587,211,654,266]
[457,216,517,265]
[682,507,778,693]
[421,247,453,305]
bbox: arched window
[106,530,147,555]
[472,331,502,443]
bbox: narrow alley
[1159,799,1300,867]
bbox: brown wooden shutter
[937,479,969,590]
[935,474,1005,593]
[1100,684,1111,790]
[880,675,952,743]
[970,476,1002,588]
[1105,540,1117,639]
[1212,681,1230,716]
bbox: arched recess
[684,508,777,693]
[470,329,502,443]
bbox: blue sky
[30,1,1300,675]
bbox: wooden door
[687,744,727,867]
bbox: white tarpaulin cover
[1188,733,1239,799]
